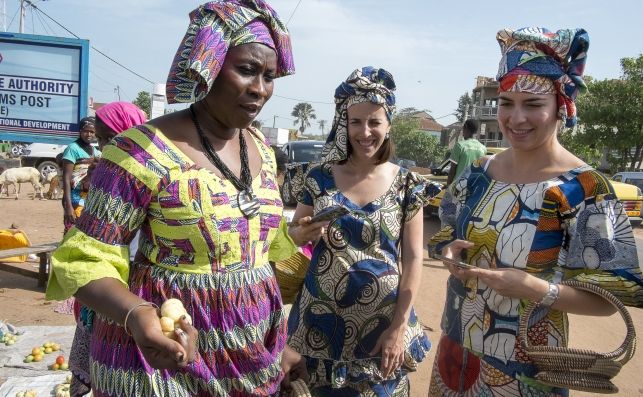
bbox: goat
[44,170,62,200]
[0,167,44,200]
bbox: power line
[34,6,56,35]
[27,3,155,85]
[286,0,303,26]
[273,93,333,105]
[33,8,51,35]
[7,7,19,30]
[433,112,457,120]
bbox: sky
[3,0,642,133]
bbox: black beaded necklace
[189,105,260,218]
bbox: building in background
[470,76,504,148]
[409,111,444,140]
[150,84,166,120]
[441,121,462,148]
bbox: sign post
[0,32,89,144]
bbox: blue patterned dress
[428,159,643,396]
[287,164,431,396]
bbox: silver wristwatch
[538,282,560,307]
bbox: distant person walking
[446,119,486,185]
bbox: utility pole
[1,0,6,32]
[114,85,121,101]
[19,0,25,33]
[273,115,277,128]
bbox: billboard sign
[0,32,89,144]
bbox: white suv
[21,142,66,177]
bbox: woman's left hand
[370,324,406,379]
[280,345,309,390]
[465,267,549,301]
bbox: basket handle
[518,279,637,365]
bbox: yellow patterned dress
[428,159,643,396]
[47,125,287,397]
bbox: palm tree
[291,102,316,136]
[318,119,327,137]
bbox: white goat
[0,167,44,200]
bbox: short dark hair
[340,138,394,166]
[463,119,478,136]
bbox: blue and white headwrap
[321,66,396,163]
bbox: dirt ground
[1,185,642,396]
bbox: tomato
[55,355,65,365]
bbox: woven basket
[275,252,310,304]
[518,280,637,394]
[287,379,311,397]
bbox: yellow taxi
[424,150,643,227]
[610,172,643,226]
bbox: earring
[385,132,390,140]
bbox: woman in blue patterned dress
[428,27,643,396]
[287,67,432,396]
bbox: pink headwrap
[95,102,147,134]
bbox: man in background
[447,119,486,185]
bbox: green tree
[396,107,432,118]
[251,120,263,130]
[575,54,643,171]
[391,116,445,167]
[558,129,601,168]
[455,92,473,122]
[132,91,151,118]
[291,102,316,135]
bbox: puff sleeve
[561,181,643,307]
[46,131,161,301]
[400,171,431,220]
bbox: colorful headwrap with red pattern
[166,0,295,104]
[496,27,589,127]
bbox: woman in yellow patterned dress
[46,1,306,396]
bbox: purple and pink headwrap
[496,27,590,127]
[166,0,295,104]
[95,102,147,134]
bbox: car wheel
[10,144,24,157]
[37,161,60,178]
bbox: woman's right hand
[290,216,328,246]
[127,305,198,370]
[440,240,475,281]
[63,205,76,226]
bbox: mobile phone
[288,206,350,226]
[434,254,475,269]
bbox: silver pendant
[238,189,260,218]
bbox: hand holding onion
[159,298,192,339]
